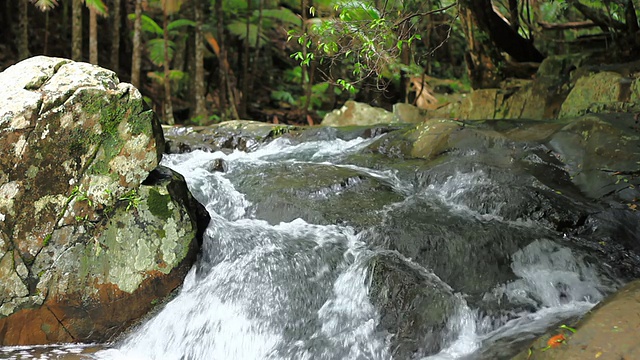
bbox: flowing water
[1,134,623,360]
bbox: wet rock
[233,162,403,229]
[0,56,209,345]
[512,280,640,360]
[366,252,460,358]
[548,113,640,202]
[204,159,228,173]
[164,121,298,154]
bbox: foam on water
[2,135,620,360]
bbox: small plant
[271,125,290,137]
[70,186,93,207]
[119,189,141,211]
[43,233,52,246]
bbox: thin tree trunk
[18,0,29,60]
[111,0,121,71]
[625,0,639,34]
[89,7,98,64]
[508,0,519,31]
[215,0,227,121]
[194,0,206,119]
[240,0,252,118]
[249,0,264,92]
[44,11,50,55]
[461,0,543,63]
[162,7,175,125]
[301,0,309,122]
[459,5,502,88]
[72,0,83,61]
[131,0,142,88]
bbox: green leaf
[136,14,163,36]
[147,38,176,66]
[227,21,267,47]
[84,0,108,15]
[167,19,196,32]
[257,8,301,26]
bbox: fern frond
[147,38,176,66]
[30,0,58,11]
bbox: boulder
[321,100,395,126]
[548,113,640,202]
[164,120,297,153]
[0,56,209,345]
[559,71,637,118]
[512,280,640,360]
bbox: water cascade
[1,134,622,360]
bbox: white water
[1,136,618,359]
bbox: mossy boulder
[559,71,637,118]
[0,56,209,345]
[321,100,395,126]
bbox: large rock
[164,120,298,154]
[321,100,395,126]
[512,280,640,360]
[0,56,209,345]
[559,71,636,118]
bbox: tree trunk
[89,7,98,64]
[193,0,206,119]
[162,7,175,125]
[18,0,29,60]
[462,0,543,63]
[459,0,544,88]
[131,0,142,88]
[240,0,252,118]
[72,0,83,61]
[215,0,227,121]
[459,5,503,88]
[508,0,519,31]
[301,0,309,122]
[111,0,121,71]
[249,0,264,92]
[44,11,50,55]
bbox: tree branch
[571,1,626,31]
[393,2,457,28]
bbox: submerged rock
[366,252,460,358]
[0,56,209,345]
[234,162,403,229]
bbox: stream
[0,132,623,359]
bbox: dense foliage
[0,0,638,125]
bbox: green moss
[147,189,172,220]
[43,233,52,246]
[155,229,167,238]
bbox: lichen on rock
[0,56,209,345]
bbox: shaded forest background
[1,0,639,126]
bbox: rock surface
[0,56,209,345]
[321,100,395,126]
[512,280,640,360]
[163,120,297,154]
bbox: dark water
[1,134,624,360]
